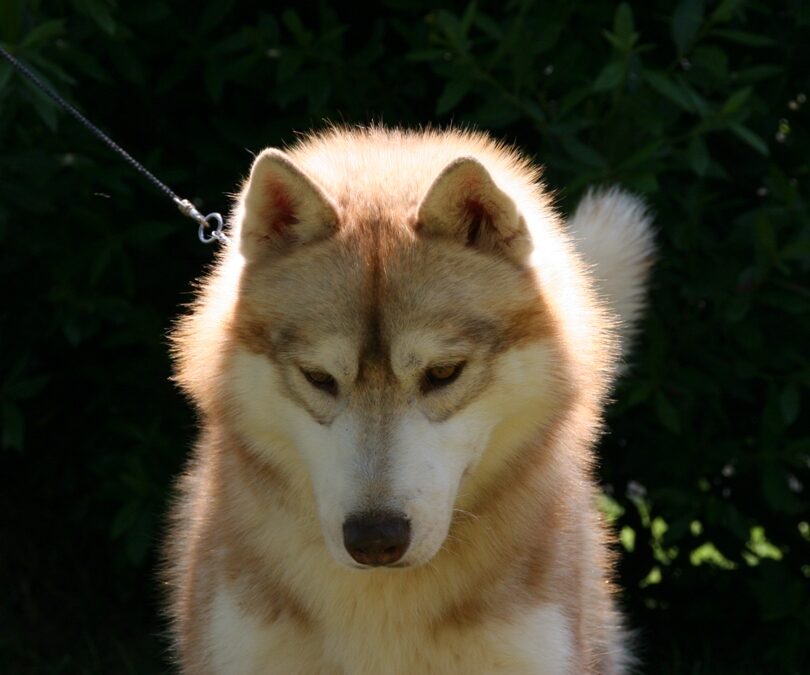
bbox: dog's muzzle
[342,512,411,567]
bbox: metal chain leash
[0,45,226,244]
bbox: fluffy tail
[567,187,655,356]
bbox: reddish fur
[262,177,299,236]
[163,126,641,674]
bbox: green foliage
[1,0,808,672]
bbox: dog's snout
[342,512,411,566]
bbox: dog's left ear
[416,157,531,263]
[239,148,339,258]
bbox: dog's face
[226,150,559,569]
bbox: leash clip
[175,198,228,244]
[0,46,227,248]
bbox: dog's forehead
[245,223,544,361]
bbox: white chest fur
[208,586,572,675]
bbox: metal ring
[198,212,226,244]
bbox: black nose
[342,512,411,566]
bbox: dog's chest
[209,587,572,675]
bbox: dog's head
[196,137,576,569]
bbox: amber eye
[301,368,338,396]
[422,362,465,392]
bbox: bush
[1,1,807,672]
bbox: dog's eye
[422,362,465,393]
[301,368,338,396]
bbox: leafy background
[1,0,808,673]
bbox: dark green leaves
[592,60,625,92]
[672,0,705,54]
[604,3,639,53]
[1,2,808,673]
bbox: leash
[0,45,227,244]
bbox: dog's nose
[342,512,411,566]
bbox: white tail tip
[567,187,655,356]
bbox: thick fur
[567,188,654,356]
[164,126,653,674]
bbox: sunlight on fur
[164,125,654,674]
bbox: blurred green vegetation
[1,0,808,673]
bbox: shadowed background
[1,1,808,673]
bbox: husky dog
[165,126,653,674]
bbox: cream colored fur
[164,126,653,674]
[566,187,654,354]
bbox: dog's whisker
[452,507,482,522]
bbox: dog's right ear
[239,148,339,257]
[416,157,532,264]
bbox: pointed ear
[416,157,531,263]
[239,148,339,257]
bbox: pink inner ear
[263,176,299,236]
